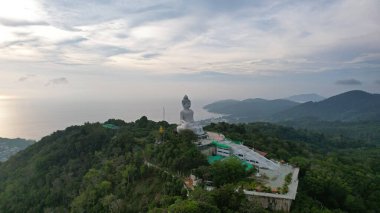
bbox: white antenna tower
[163,107,165,121]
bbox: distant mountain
[0,138,35,161]
[275,90,380,121]
[203,99,240,113]
[204,90,380,122]
[286,93,325,103]
[204,98,299,121]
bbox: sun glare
[0,98,13,138]
[0,95,13,100]
[0,1,44,21]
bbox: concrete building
[195,132,299,212]
[212,140,280,170]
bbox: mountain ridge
[286,93,325,103]
[204,98,299,121]
[275,90,380,121]
[204,90,380,122]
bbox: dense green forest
[280,120,380,145]
[205,122,380,213]
[0,117,379,212]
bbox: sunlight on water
[0,98,218,140]
[0,100,14,138]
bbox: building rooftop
[199,132,299,200]
[252,165,299,200]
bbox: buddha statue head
[182,95,191,109]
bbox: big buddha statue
[177,95,205,136]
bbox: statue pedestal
[177,122,207,138]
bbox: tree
[168,200,219,213]
[212,184,245,212]
[210,157,248,187]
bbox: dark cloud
[45,77,69,86]
[13,32,32,37]
[18,75,36,82]
[0,18,48,27]
[57,37,88,46]
[97,46,130,57]
[43,1,178,27]
[167,71,252,82]
[188,0,263,13]
[142,53,160,59]
[196,71,230,77]
[0,38,41,49]
[335,79,362,85]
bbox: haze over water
[0,98,218,140]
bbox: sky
[0,0,380,139]
[0,0,380,101]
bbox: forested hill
[0,117,205,212]
[275,90,380,121]
[204,98,299,121]
[0,118,379,212]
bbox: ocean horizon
[0,98,219,140]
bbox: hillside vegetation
[0,117,265,213]
[0,118,379,212]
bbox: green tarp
[102,124,120,130]
[208,155,225,164]
[211,141,231,149]
[208,155,254,171]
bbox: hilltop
[0,118,201,212]
[0,117,379,212]
[286,93,325,103]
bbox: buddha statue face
[182,95,191,109]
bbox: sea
[0,98,219,140]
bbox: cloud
[45,77,69,86]
[0,0,379,77]
[0,38,41,49]
[375,80,380,85]
[142,52,160,59]
[335,79,362,85]
[0,18,48,27]
[164,71,253,82]
[56,37,88,46]
[18,74,36,82]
